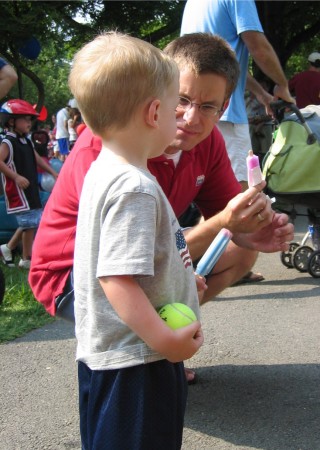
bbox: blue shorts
[14,208,43,230]
[57,138,69,155]
[78,359,187,450]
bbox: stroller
[262,101,320,278]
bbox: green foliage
[9,40,73,119]
[285,35,320,78]
[256,1,320,68]
[0,265,54,343]
[0,1,319,115]
[0,1,185,115]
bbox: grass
[0,263,54,344]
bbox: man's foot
[232,271,265,286]
[18,259,31,270]
[185,368,197,385]
[0,244,15,267]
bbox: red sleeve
[29,127,102,315]
[194,127,241,219]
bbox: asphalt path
[1,213,319,450]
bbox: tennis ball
[158,303,197,330]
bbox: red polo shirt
[289,70,320,108]
[29,126,240,315]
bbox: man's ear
[145,98,161,128]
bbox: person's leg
[21,228,35,261]
[53,141,60,160]
[58,138,69,162]
[12,209,42,269]
[0,227,23,266]
[201,241,258,304]
[7,227,23,250]
[78,360,187,450]
[217,122,251,191]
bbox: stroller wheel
[293,245,314,272]
[280,242,300,268]
[308,251,320,278]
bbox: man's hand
[234,213,294,253]
[273,84,295,104]
[222,182,274,234]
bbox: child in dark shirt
[0,99,58,268]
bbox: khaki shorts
[217,122,251,182]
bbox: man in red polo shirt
[29,34,293,325]
[289,52,320,108]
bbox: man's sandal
[232,271,265,286]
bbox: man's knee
[212,244,258,275]
[200,247,258,304]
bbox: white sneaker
[0,244,15,267]
[18,259,31,270]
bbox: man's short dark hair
[164,33,240,99]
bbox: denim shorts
[15,208,43,229]
[57,137,69,155]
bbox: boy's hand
[162,321,204,363]
[15,174,30,189]
[195,273,207,304]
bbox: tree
[0,1,184,118]
[255,1,320,77]
[1,0,319,119]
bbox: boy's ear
[145,99,161,128]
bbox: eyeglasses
[176,96,224,118]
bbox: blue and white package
[195,228,233,277]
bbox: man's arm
[241,31,295,103]
[184,184,272,261]
[0,63,18,99]
[246,72,274,115]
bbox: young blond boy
[69,32,204,450]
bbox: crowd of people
[49,100,82,161]
[0,56,83,268]
[0,1,318,447]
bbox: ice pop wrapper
[247,150,263,187]
[195,228,233,277]
[246,150,275,203]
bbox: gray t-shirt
[74,149,200,370]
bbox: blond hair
[164,33,239,100]
[69,31,179,135]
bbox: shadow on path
[185,363,320,450]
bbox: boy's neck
[101,142,148,170]
[100,124,153,170]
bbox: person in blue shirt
[181,0,294,190]
[181,0,295,284]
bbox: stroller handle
[270,100,317,145]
